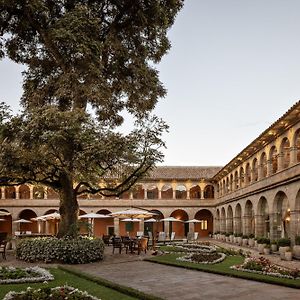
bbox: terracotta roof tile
[145,166,223,180]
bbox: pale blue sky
[1,1,300,166]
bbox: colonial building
[1,100,300,241]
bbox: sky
[1,1,300,166]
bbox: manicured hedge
[16,237,104,264]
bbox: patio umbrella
[185,219,202,223]
[144,218,161,223]
[120,218,141,222]
[33,212,60,221]
[0,218,6,221]
[79,212,111,236]
[13,219,32,231]
[160,217,183,238]
[0,211,11,216]
[110,208,157,219]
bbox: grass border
[145,255,300,289]
[59,266,163,300]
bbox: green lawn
[0,268,138,300]
[146,254,300,289]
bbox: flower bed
[231,256,300,279]
[3,285,100,300]
[177,252,226,264]
[0,266,53,284]
[171,243,216,253]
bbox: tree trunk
[57,173,79,238]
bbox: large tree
[0,0,183,237]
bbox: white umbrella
[79,213,110,219]
[120,218,141,222]
[161,217,183,222]
[0,218,6,221]
[144,218,161,223]
[13,219,32,223]
[110,208,157,219]
[185,219,202,223]
[33,212,60,221]
[0,210,11,216]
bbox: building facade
[0,101,300,241]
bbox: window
[200,220,207,230]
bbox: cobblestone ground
[1,239,300,300]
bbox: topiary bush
[16,237,104,264]
[277,238,291,247]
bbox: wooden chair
[112,237,123,254]
[0,240,7,260]
[132,237,148,255]
[102,234,111,246]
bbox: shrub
[271,239,277,245]
[257,237,270,245]
[16,237,104,264]
[242,235,248,239]
[248,234,255,239]
[277,238,291,247]
[225,233,230,237]
[295,236,300,245]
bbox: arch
[256,196,270,237]
[144,210,164,235]
[294,128,300,163]
[0,209,12,235]
[252,158,258,182]
[175,185,187,199]
[244,200,255,235]
[19,185,30,199]
[33,186,45,199]
[239,167,245,188]
[93,209,114,237]
[260,152,267,178]
[161,184,173,199]
[147,185,158,199]
[18,209,38,233]
[170,209,188,237]
[204,185,214,199]
[234,203,242,234]
[190,185,200,199]
[272,191,290,239]
[234,170,239,190]
[227,205,233,233]
[5,186,16,199]
[280,137,290,169]
[245,163,251,184]
[194,209,213,237]
[269,146,278,174]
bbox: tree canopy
[0,0,183,237]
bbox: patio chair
[112,237,123,254]
[136,231,143,238]
[194,232,199,241]
[132,237,148,255]
[187,232,194,243]
[147,231,153,248]
[0,240,7,260]
[102,234,111,246]
[121,236,131,253]
[158,232,166,244]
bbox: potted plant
[263,244,271,255]
[236,233,243,246]
[229,232,234,243]
[271,240,278,252]
[257,237,269,254]
[248,234,255,247]
[293,236,300,259]
[285,249,293,261]
[278,238,291,260]
[225,232,230,242]
[242,235,249,246]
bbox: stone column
[15,186,20,200]
[186,189,190,200]
[290,146,298,165]
[129,192,133,200]
[44,187,48,200]
[158,189,162,200]
[144,188,147,200]
[214,218,220,233]
[277,153,284,171]
[242,215,252,235]
[257,164,262,181]
[200,189,204,200]
[226,218,233,233]
[189,222,194,233]
[1,187,5,199]
[233,217,242,234]
[266,160,272,176]
[113,218,120,236]
[254,214,265,237]
[164,221,170,238]
[29,186,34,200]
[172,190,176,199]
[220,218,226,233]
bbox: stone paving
[1,239,300,300]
